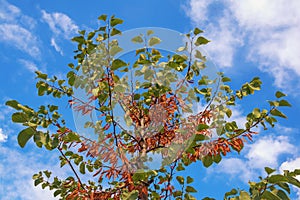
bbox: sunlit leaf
[195,36,210,46]
[131,35,143,43]
[148,36,161,46]
[270,109,287,118]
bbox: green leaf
[111,59,127,70]
[187,176,194,184]
[131,35,143,43]
[12,112,27,123]
[54,190,61,197]
[268,174,288,183]
[72,36,85,44]
[194,134,208,141]
[286,176,300,188]
[148,36,161,46]
[202,155,213,168]
[110,17,123,27]
[261,190,281,200]
[224,189,238,198]
[277,182,290,194]
[6,100,21,110]
[270,109,287,118]
[273,189,290,200]
[278,100,292,107]
[98,14,107,21]
[193,28,203,35]
[34,178,43,186]
[43,170,51,178]
[109,45,123,56]
[176,176,184,185]
[268,100,280,107]
[194,50,206,61]
[173,191,182,197]
[111,28,122,36]
[275,91,286,98]
[186,186,197,193]
[265,167,276,175]
[213,154,222,164]
[147,30,154,36]
[197,124,209,131]
[79,162,85,174]
[239,191,250,200]
[176,163,185,171]
[195,36,210,46]
[252,108,261,118]
[123,190,139,200]
[18,127,35,148]
[222,77,231,82]
[35,71,48,80]
[87,31,95,40]
[225,109,232,118]
[177,46,186,52]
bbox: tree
[6,15,300,200]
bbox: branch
[57,146,85,191]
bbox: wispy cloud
[0,0,40,57]
[18,59,39,73]
[41,10,78,39]
[0,128,7,142]
[184,0,300,92]
[41,9,78,55]
[0,0,20,22]
[0,145,60,200]
[51,37,63,55]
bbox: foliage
[7,15,299,200]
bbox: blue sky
[0,0,300,199]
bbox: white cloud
[0,145,62,199]
[213,157,254,181]
[183,0,213,23]
[275,124,296,134]
[41,10,78,39]
[18,59,39,73]
[0,0,40,58]
[230,0,300,30]
[0,23,40,57]
[280,157,300,180]
[185,0,300,92]
[0,128,7,142]
[204,14,243,67]
[51,38,63,55]
[41,9,78,56]
[0,0,36,30]
[246,135,294,169]
[0,0,20,22]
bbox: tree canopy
[6,15,300,200]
